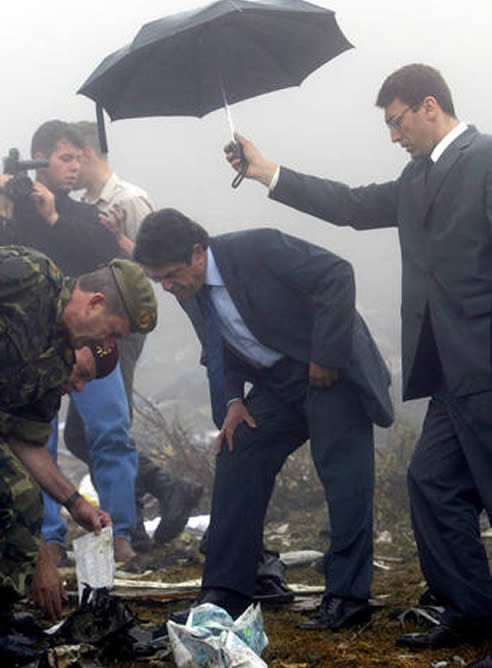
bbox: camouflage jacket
[0,246,75,444]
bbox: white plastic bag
[167,602,268,667]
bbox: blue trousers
[41,363,137,543]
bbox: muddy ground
[24,506,492,668]
[25,427,491,667]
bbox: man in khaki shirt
[67,121,202,553]
[72,121,153,258]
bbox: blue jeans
[41,363,137,544]
[41,417,67,546]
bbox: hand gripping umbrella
[78,0,352,186]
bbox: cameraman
[0,120,139,563]
[2,123,119,273]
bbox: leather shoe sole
[396,624,467,650]
[298,604,372,631]
[253,577,295,605]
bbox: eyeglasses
[386,105,416,131]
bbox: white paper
[73,526,114,602]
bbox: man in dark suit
[135,208,393,630]
[225,63,492,648]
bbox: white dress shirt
[430,121,468,163]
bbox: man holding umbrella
[225,63,492,649]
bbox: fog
[3,0,491,419]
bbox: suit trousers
[202,359,375,600]
[408,391,492,633]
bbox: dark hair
[78,266,126,318]
[31,120,84,158]
[71,121,105,157]
[376,64,455,117]
[134,208,209,266]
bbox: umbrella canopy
[78,0,352,121]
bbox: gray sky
[3,0,491,392]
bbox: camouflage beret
[108,258,157,334]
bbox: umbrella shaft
[221,81,235,142]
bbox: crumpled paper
[73,527,114,602]
[167,603,268,667]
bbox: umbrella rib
[220,14,329,103]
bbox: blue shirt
[206,248,283,368]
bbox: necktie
[199,286,227,428]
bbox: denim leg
[41,417,67,546]
[70,363,137,540]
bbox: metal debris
[398,605,444,628]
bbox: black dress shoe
[191,587,251,619]
[298,594,372,631]
[467,656,492,668]
[396,623,465,650]
[418,587,445,607]
[253,576,295,605]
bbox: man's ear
[33,151,48,162]
[192,243,207,263]
[422,96,439,117]
[87,292,106,309]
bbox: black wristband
[63,490,82,510]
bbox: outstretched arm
[9,439,111,533]
[224,134,399,230]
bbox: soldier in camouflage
[0,245,157,661]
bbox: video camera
[2,148,49,201]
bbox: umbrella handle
[230,142,248,189]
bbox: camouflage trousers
[0,438,42,606]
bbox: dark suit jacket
[181,228,393,427]
[271,127,492,402]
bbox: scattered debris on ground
[13,511,492,667]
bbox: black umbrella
[78,0,352,183]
